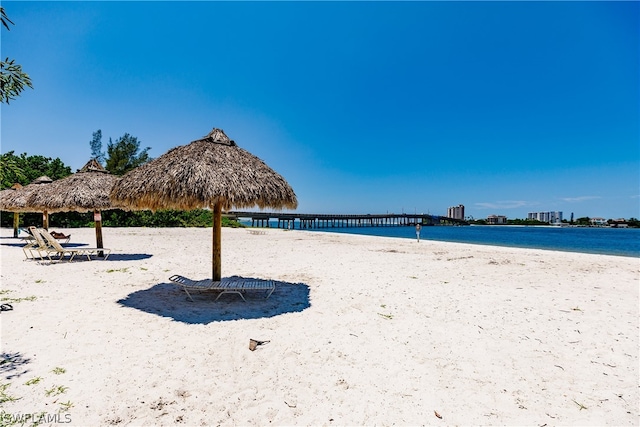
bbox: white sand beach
[1,226,638,426]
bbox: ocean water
[241,221,640,258]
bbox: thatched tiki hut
[0,183,23,237]
[110,127,298,281]
[27,159,120,256]
[0,176,53,230]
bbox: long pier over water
[227,212,468,229]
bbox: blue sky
[1,1,638,219]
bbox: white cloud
[560,196,601,203]
[475,201,532,210]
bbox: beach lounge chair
[35,228,111,261]
[28,227,76,261]
[22,227,42,259]
[21,227,70,243]
[23,226,65,260]
[20,227,69,255]
[169,274,275,302]
[19,227,35,241]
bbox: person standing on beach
[415,223,421,242]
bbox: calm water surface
[243,220,640,258]
[312,225,640,258]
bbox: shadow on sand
[19,253,153,262]
[1,242,92,248]
[1,242,33,248]
[1,352,31,380]
[104,253,153,262]
[117,277,311,324]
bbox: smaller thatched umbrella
[110,127,298,280]
[0,183,23,237]
[0,176,53,229]
[27,159,119,256]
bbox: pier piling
[229,212,467,229]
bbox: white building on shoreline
[528,211,563,224]
[590,217,608,226]
[487,214,507,225]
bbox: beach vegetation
[105,133,151,176]
[378,313,393,320]
[0,7,33,105]
[44,385,68,397]
[0,57,33,104]
[508,218,548,225]
[0,151,71,189]
[0,383,20,403]
[470,218,487,225]
[575,217,591,226]
[0,153,25,188]
[51,367,66,375]
[2,206,244,229]
[59,400,73,412]
[1,295,37,304]
[625,218,640,227]
[89,129,106,165]
[25,377,42,386]
[106,267,129,273]
[101,209,244,228]
[103,208,219,227]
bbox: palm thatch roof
[110,128,298,211]
[0,183,22,205]
[27,160,120,213]
[0,176,53,212]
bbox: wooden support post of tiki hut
[42,211,49,230]
[212,201,222,281]
[94,209,105,257]
[12,213,19,238]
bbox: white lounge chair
[19,227,36,243]
[22,226,42,259]
[35,228,111,261]
[21,227,69,244]
[169,274,275,302]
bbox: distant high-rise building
[528,211,563,224]
[447,204,465,220]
